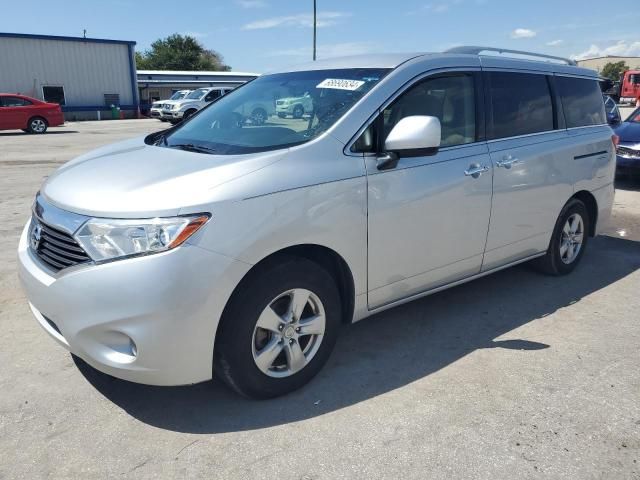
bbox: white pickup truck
[276,92,313,119]
[162,87,234,124]
[150,90,191,121]
[162,86,276,125]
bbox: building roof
[268,53,427,74]
[0,32,135,46]
[577,55,640,61]
[137,70,259,76]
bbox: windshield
[163,68,389,154]
[185,88,207,100]
[170,91,187,100]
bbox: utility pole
[313,0,317,61]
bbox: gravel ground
[0,119,638,479]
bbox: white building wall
[0,36,134,107]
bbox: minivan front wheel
[215,257,341,398]
[533,199,590,275]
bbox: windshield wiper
[153,133,168,146]
[168,143,217,154]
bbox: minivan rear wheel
[532,199,590,275]
[215,257,341,398]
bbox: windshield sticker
[316,79,366,91]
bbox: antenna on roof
[83,29,87,39]
[312,0,317,61]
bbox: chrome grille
[31,219,91,272]
[617,146,640,159]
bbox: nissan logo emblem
[30,224,42,250]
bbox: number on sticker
[316,79,366,91]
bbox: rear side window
[556,77,606,128]
[205,90,221,102]
[488,72,554,139]
[1,96,32,107]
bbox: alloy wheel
[31,119,46,133]
[560,213,584,264]
[251,288,326,378]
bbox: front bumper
[616,154,640,174]
[161,110,183,120]
[18,220,251,386]
[150,109,162,118]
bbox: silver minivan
[19,47,616,398]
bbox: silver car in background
[149,90,191,121]
[18,47,616,398]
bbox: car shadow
[75,235,640,433]
[0,130,78,137]
[615,176,640,192]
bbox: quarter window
[488,72,553,139]
[556,77,606,128]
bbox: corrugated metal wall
[0,36,134,106]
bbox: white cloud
[269,42,377,58]
[243,11,350,30]
[425,3,451,13]
[546,39,563,47]
[236,0,267,8]
[571,40,640,60]
[182,31,208,38]
[511,28,536,39]
[410,0,464,14]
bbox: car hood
[41,136,287,218]
[615,121,640,143]
[171,98,202,107]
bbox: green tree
[135,34,231,71]
[600,61,628,80]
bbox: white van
[19,47,616,398]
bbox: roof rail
[445,46,577,66]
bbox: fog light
[100,331,138,363]
[130,339,138,357]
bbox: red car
[0,94,64,134]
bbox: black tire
[183,109,197,121]
[27,117,48,134]
[160,118,168,122]
[251,108,268,125]
[169,120,180,125]
[277,112,287,118]
[292,105,304,119]
[532,199,590,275]
[215,257,341,399]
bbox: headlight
[172,104,180,110]
[74,214,209,262]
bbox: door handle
[464,163,490,178]
[496,154,522,169]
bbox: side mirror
[377,116,441,170]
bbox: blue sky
[3,0,639,72]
